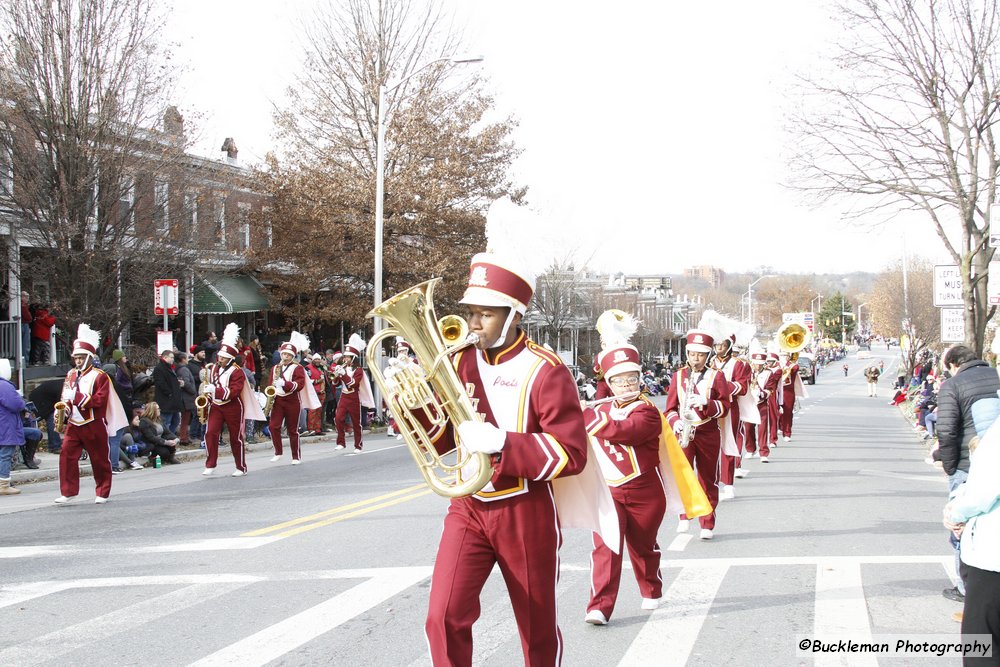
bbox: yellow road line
[241,483,429,537]
[272,489,434,538]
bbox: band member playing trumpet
[421,252,608,667]
[201,323,265,477]
[764,351,782,454]
[582,311,666,625]
[332,334,373,452]
[55,324,127,505]
[664,329,731,540]
[269,331,310,464]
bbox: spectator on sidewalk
[17,404,42,470]
[943,403,1000,654]
[29,303,56,365]
[864,365,881,397]
[0,359,25,495]
[306,354,325,435]
[175,352,197,446]
[28,378,64,453]
[135,402,180,465]
[19,291,31,367]
[152,349,183,436]
[200,331,219,364]
[936,344,1000,604]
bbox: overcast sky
[166,0,951,276]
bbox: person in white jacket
[943,403,1000,661]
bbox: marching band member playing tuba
[200,323,265,477]
[268,331,319,464]
[778,351,808,442]
[54,324,128,505]
[421,251,616,667]
[581,311,666,625]
[664,328,731,540]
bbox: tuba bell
[367,278,493,499]
[776,321,811,362]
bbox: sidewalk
[9,429,376,485]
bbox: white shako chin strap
[489,307,521,350]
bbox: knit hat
[112,349,125,362]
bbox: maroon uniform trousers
[680,427,721,529]
[715,357,751,487]
[269,394,301,459]
[335,391,362,450]
[779,384,796,437]
[766,393,780,447]
[206,401,246,472]
[426,486,563,667]
[60,420,113,499]
[746,402,771,457]
[588,469,665,617]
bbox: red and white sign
[154,279,179,315]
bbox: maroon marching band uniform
[59,365,114,499]
[713,353,752,487]
[744,364,775,458]
[583,395,665,620]
[205,360,248,472]
[764,361,781,449]
[778,361,800,438]
[269,361,306,459]
[334,364,364,450]
[664,365,731,530]
[423,332,588,667]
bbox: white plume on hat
[289,331,310,355]
[596,309,639,350]
[345,333,366,356]
[695,310,731,345]
[766,339,780,356]
[0,358,10,381]
[748,339,766,358]
[221,322,240,348]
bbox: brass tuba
[367,278,493,498]
[776,321,811,362]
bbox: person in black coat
[128,402,180,465]
[151,350,183,436]
[28,378,64,453]
[935,344,1000,602]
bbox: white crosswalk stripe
[0,555,958,665]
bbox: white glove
[332,366,346,377]
[688,394,708,408]
[609,406,628,421]
[202,384,214,395]
[672,420,685,435]
[457,420,506,454]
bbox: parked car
[797,354,817,385]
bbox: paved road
[0,347,962,666]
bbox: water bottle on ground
[154,454,161,469]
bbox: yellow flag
[657,412,712,518]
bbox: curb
[9,431,359,486]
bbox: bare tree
[790,0,1000,354]
[257,0,522,329]
[0,0,203,345]
[869,258,939,375]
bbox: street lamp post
[857,302,869,339]
[372,55,483,406]
[747,274,776,326]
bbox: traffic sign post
[154,279,179,338]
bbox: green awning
[194,273,269,314]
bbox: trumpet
[263,386,276,417]
[53,401,69,434]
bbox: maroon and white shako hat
[459,252,535,315]
[279,331,309,357]
[72,324,100,357]
[599,345,642,378]
[686,329,714,354]
[344,333,366,358]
